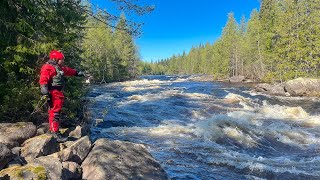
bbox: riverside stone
[255,83,287,96]
[33,156,63,180]
[62,161,82,180]
[0,122,37,148]
[68,125,89,139]
[285,78,320,96]
[229,75,245,83]
[21,134,58,162]
[49,136,92,164]
[36,123,50,136]
[81,138,169,180]
[0,143,14,170]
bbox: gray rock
[82,138,169,180]
[62,161,82,180]
[267,84,286,96]
[285,78,320,96]
[11,147,21,156]
[36,123,50,136]
[0,143,14,170]
[50,136,92,164]
[0,122,37,148]
[33,156,63,180]
[21,134,58,162]
[68,125,89,139]
[255,83,273,92]
[229,75,245,83]
[255,83,287,96]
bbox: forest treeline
[0,0,152,122]
[144,0,320,82]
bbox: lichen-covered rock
[62,161,82,180]
[50,136,92,164]
[82,138,169,180]
[21,134,58,162]
[0,164,47,180]
[285,78,320,96]
[0,143,14,170]
[33,156,63,180]
[0,122,37,148]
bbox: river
[87,75,320,180]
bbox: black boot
[51,131,68,143]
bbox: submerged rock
[82,138,169,180]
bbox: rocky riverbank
[254,77,320,97]
[0,122,168,180]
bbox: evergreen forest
[145,0,320,82]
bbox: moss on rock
[0,164,47,180]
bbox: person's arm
[62,66,85,77]
[39,64,54,95]
[61,66,77,76]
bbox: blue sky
[97,0,261,62]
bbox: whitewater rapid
[87,75,320,179]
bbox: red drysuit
[39,61,77,132]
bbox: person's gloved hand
[41,95,50,101]
[40,84,49,95]
[76,71,85,77]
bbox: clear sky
[135,0,261,62]
[94,0,261,62]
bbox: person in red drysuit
[39,50,84,142]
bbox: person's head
[49,50,65,65]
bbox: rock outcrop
[284,78,320,96]
[82,138,169,180]
[0,120,169,180]
[255,78,320,97]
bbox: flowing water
[87,75,320,180]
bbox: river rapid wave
[87,75,320,180]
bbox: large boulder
[229,75,245,83]
[49,136,92,164]
[21,134,58,162]
[82,138,169,180]
[0,122,37,148]
[255,83,287,96]
[33,156,63,180]
[285,78,320,96]
[0,143,14,170]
